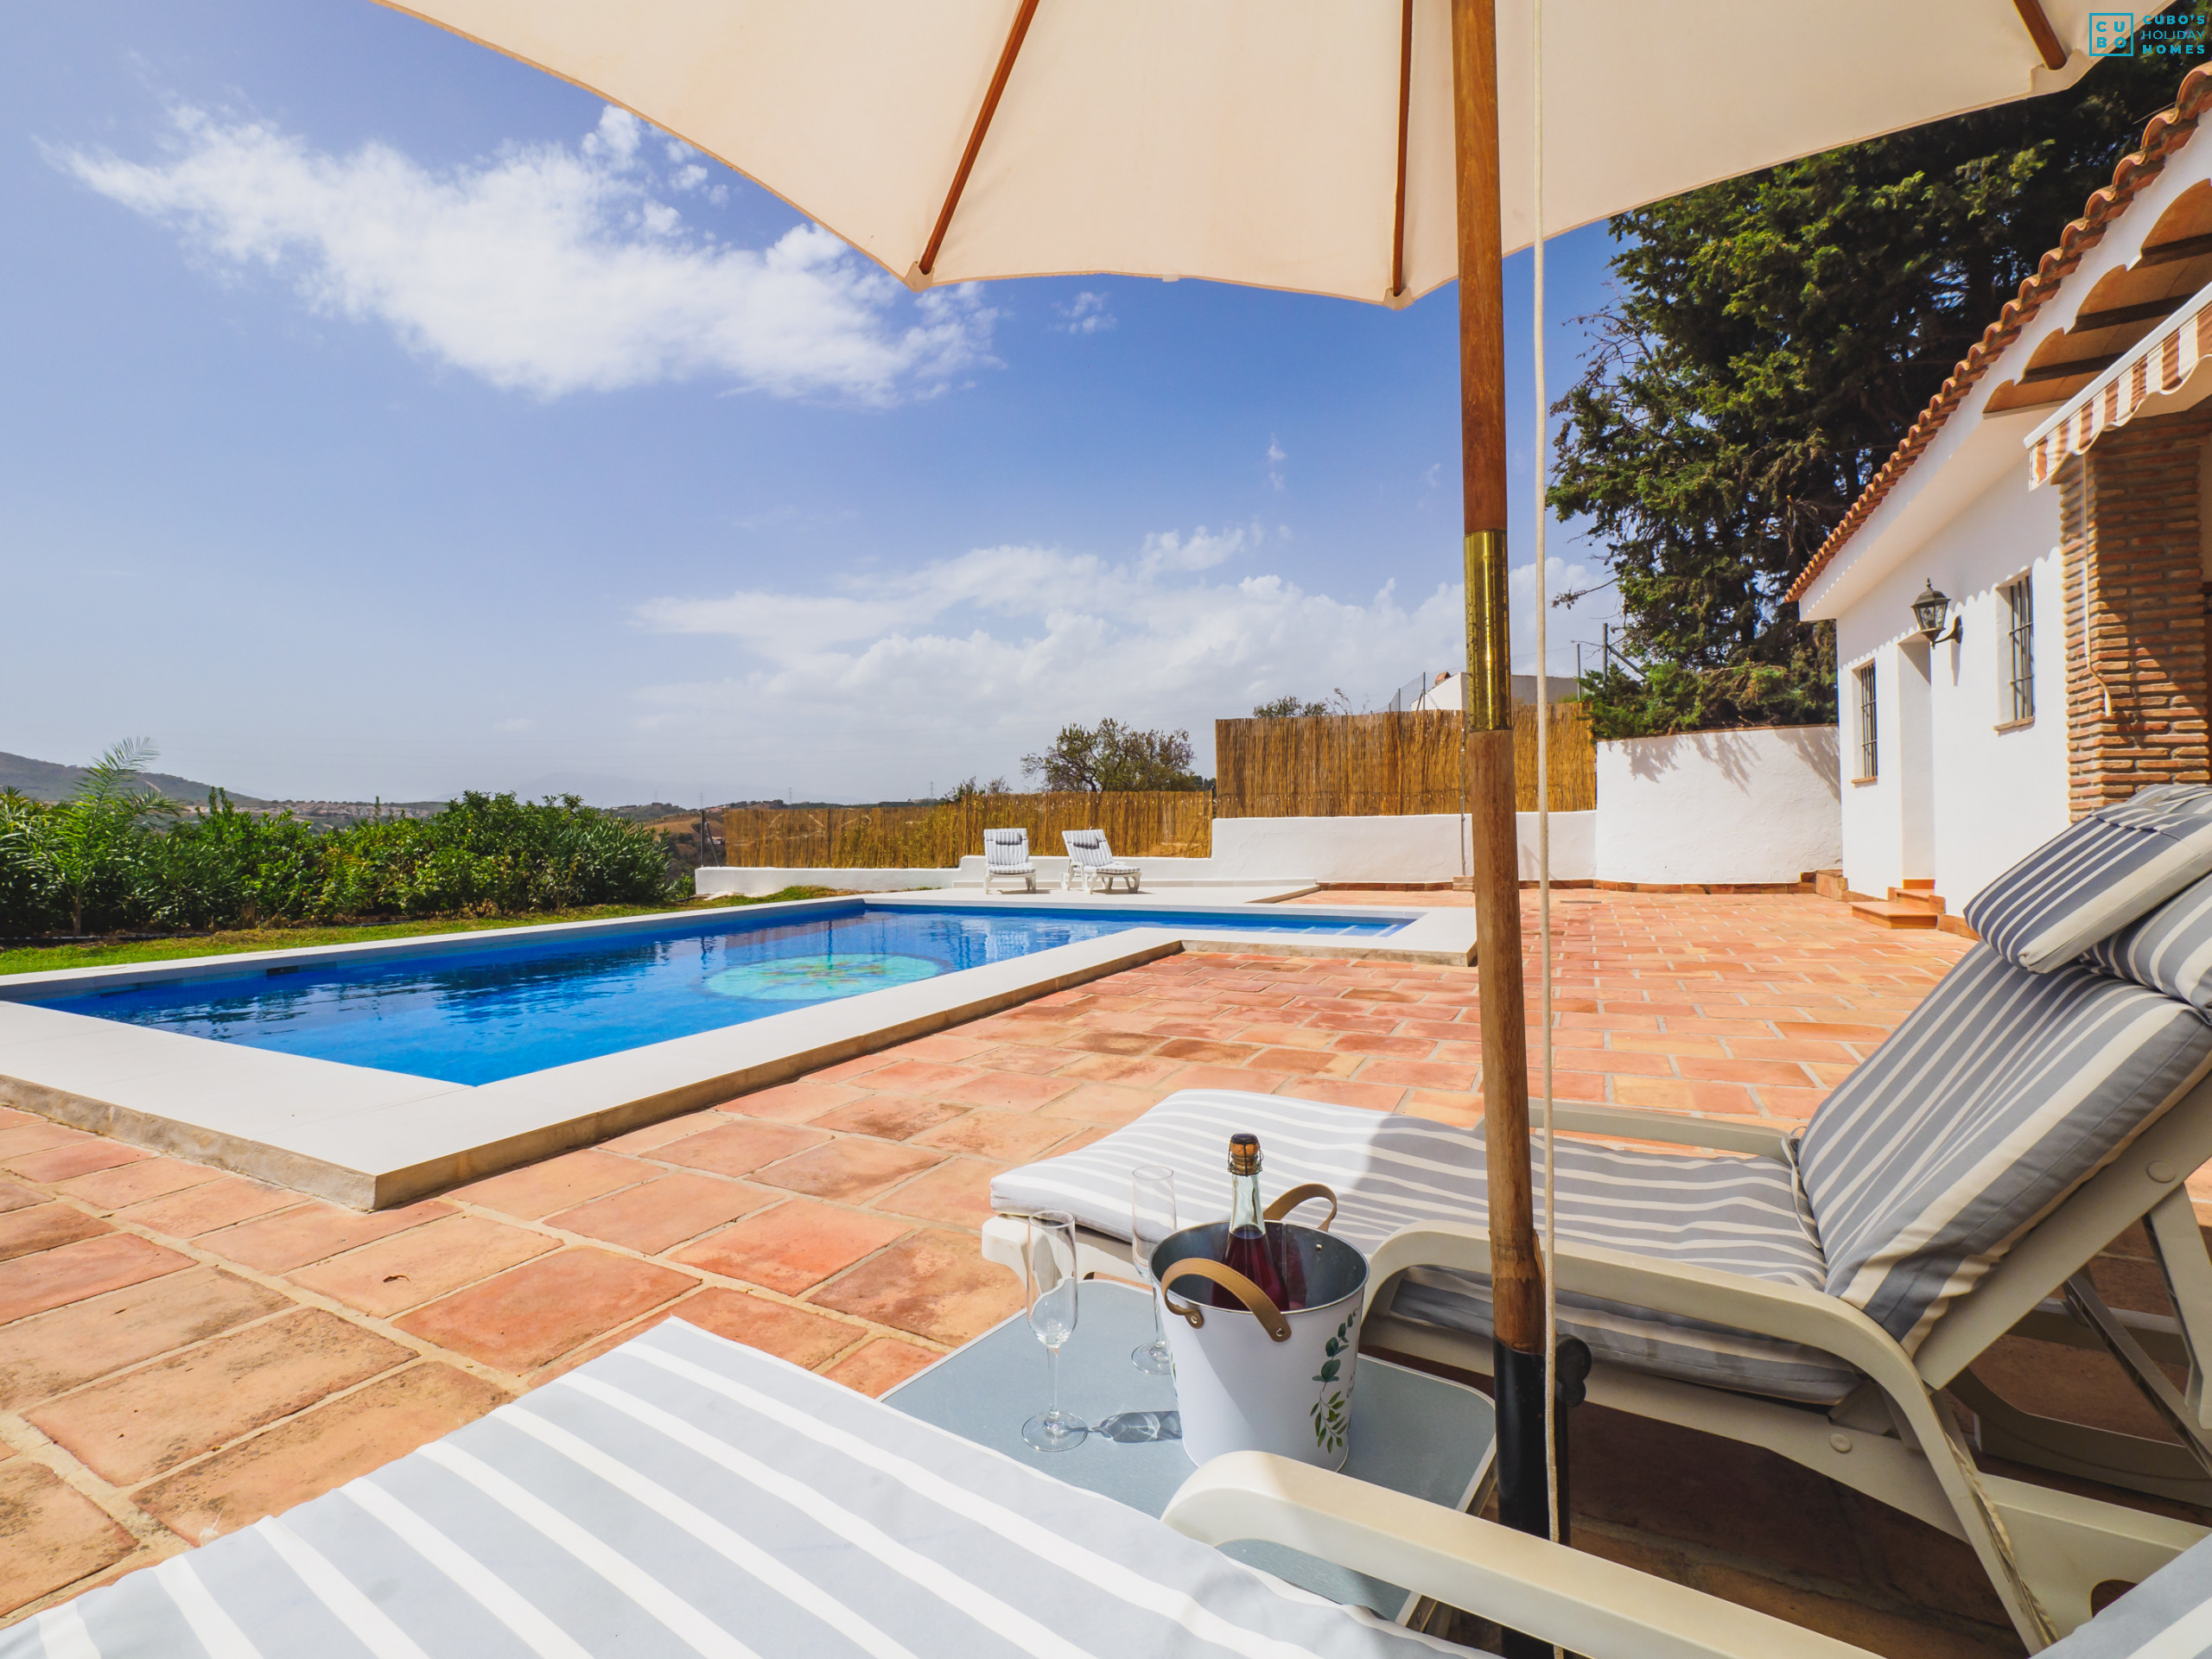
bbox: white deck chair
[981,826,1036,893]
[1063,828,1142,893]
[20,1312,2204,1659]
[985,788,2212,1648]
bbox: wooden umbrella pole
[1450,0,1548,1554]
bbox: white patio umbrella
[375,0,2118,1595]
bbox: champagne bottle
[1222,1133,1292,1308]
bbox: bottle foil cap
[1228,1133,1261,1175]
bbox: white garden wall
[1594,725,1840,887]
[1209,813,1595,884]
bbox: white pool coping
[0,893,1476,1211]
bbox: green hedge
[0,791,682,938]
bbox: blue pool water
[23,902,1408,1086]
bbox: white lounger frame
[982,830,1038,893]
[1062,830,1141,894]
[983,1079,2212,1648]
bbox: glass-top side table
[887,1278,1497,1622]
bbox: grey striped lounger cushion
[990,1090,1861,1404]
[1797,944,2212,1352]
[2088,870,2212,1010]
[2044,1531,2212,1656]
[7,1319,1458,1659]
[1963,784,2212,970]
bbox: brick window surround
[2056,407,2212,818]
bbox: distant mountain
[0,751,443,828]
[0,750,263,807]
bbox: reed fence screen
[1213,703,1596,817]
[722,791,1215,869]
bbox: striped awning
[2028,280,2212,485]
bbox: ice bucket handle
[1262,1182,1338,1231]
[1158,1260,1292,1343]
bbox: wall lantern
[1911,580,1961,644]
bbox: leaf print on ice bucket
[1153,1215,1367,1472]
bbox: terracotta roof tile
[1784,65,2212,605]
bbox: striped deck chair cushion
[1067,831,1140,875]
[984,829,1033,868]
[1962,784,2212,970]
[2088,870,2212,1011]
[991,1091,1861,1404]
[2042,1530,2212,1656]
[8,1320,1457,1659]
[1797,944,2212,1352]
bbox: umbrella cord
[1531,0,1560,1578]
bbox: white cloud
[1267,438,1287,493]
[1511,550,1619,683]
[1054,290,1114,334]
[53,105,994,401]
[629,530,1478,790]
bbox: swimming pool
[20,901,1409,1086]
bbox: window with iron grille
[2003,575,2034,724]
[1855,664,1878,780]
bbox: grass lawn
[0,887,849,977]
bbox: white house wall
[1834,464,2068,905]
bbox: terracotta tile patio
[0,890,2186,1656]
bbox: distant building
[1412,671,1580,713]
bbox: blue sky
[3,0,1622,805]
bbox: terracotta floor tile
[29,1307,410,1486]
[0,1180,41,1213]
[913,1109,1084,1163]
[451,1148,648,1219]
[1675,1056,1817,1087]
[722,1079,867,1122]
[1170,1065,1294,1094]
[855,1059,986,1097]
[1773,1021,1893,1043]
[117,1177,296,1239]
[3,1140,147,1184]
[803,1053,899,1084]
[824,1338,940,1397]
[1402,1091,1484,1127]
[0,1203,111,1263]
[0,1122,94,1160]
[0,1460,136,1617]
[1040,1081,1175,1128]
[882,1033,1002,1065]
[1350,1058,1479,1092]
[873,1158,1004,1228]
[289,1215,557,1318]
[54,1158,224,1212]
[0,1234,192,1326]
[1154,1037,1261,1065]
[754,1139,944,1204]
[672,1202,911,1295]
[546,1173,773,1254]
[654,1119,827,1179]
[1325,1033,1438,1058]
[0,1265,292,1412]
[940,1071,1083,1110]
[969,1044,1078,1077]
[136,1363,506,1546]
[1051,1030,1163,1058]
[1051,1052,1182,1088]
[658,1287,865,1369]
[397,1249,696,1373]
[811,1229,1021,1345]
[1273,1077,1407,1114]
[599,1109,726,1153]
[1245,1046,1357,1077]
[200,1199,452,1275]
[805,1096,966,1141]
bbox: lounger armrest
[1161,1453,1867,1659]
[1367,1224,1916,1388]
[1546,1103,1793,1160]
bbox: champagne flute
[1021,1210,1088,1451]
[1129,1166,1178,1375]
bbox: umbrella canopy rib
[1392,0,1414,298]
[920,0,1043,278]
[2012,0,2071,70]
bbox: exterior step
[1885,887,1946,914]
[1850,899,1942,930]
[1812,869,1847,902]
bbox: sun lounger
[982,827,1037,893]
[17,1311,2207,1659]
[1064,828,1142,893]
[986,786,2212,1645]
